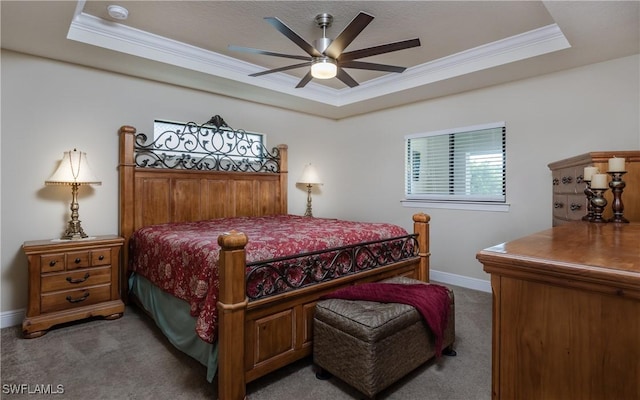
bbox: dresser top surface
[478,222,640,277]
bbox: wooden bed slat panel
[257,180,281,216]
[202,179,231,220]
[173,179,202,222]
[235,180,256,217]
[135,178,171,227]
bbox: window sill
[401,199,510,212]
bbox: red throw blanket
[321,282,451,356]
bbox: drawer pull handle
[576,175,584,184]
[66,273,90,284]
[554,202,564,209]
[552,178,559,186]
[570,203,583,211]
[98,255,104,261]
[49,261,57,267]
[74,258,82,264]
[561,176,573,184]
[66,292,90,303]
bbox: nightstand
[22,235,125,338]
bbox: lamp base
[304,184,313,217]
[61,219,88,240]
[61,183,89,240]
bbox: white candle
[608,157,626,172]
[583,166,599,181]
[590,173,608,189]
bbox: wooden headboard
[117,124,288,296]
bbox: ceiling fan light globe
[311,58,337,79]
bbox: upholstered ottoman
[313,276,455,398]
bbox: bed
[117,121,432,400]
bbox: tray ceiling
[2,1,639,119]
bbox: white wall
[2,50,639,320]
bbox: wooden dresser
[22,235,125,338]
[477,222,640,400]
[548,151,640,225]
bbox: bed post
[118,126,136,301]
[413,213,431,282]
[217,231,250,400]
[277,144,288,213]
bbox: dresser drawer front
[91,249,111,266]
[40,285,112,313]
[41,267,111,293]
[40,254,65,273]
[566,194,587,220]
[552,194,568,220]
[552,166,585,194]
[66,251,90,270]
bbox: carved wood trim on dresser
[548,151,640,226]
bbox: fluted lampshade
[297,163,323,185]
[46,149,101,240]
[46,149,101,186]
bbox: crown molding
[67,5,570,108]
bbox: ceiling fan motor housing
[314,37,332,54]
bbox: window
[153,119,265,161]
[404,122,506,209]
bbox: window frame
[402,121,510,212]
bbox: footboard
[216,213,431,400]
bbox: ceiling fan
[228,12,421,88]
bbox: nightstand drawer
[40,254,65,273]
[41,267,112,293]
[66,251,90,270]
[41,284,112,313]
[91,249,111,266]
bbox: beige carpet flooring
[1,283,491,399]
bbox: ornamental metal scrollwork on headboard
[133,116,281,173]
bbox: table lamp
[45,149,101,240]
[297,164,322,217]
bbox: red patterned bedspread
[129,214,410,343]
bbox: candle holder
[590,188,609,223]
[607,171,629,223]
[582,180,594,221]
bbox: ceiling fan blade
[336,68,359,88]
[264,17,322,57]
[228,45,312,61]
[339,60,407,73]
[339,38,421,62]
[324,12,375,59]
[250,62,312,77]
[295,71,314,88]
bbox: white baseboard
[1,308,25,329]
[430,269,492,293]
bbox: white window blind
[405,122,506,203]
